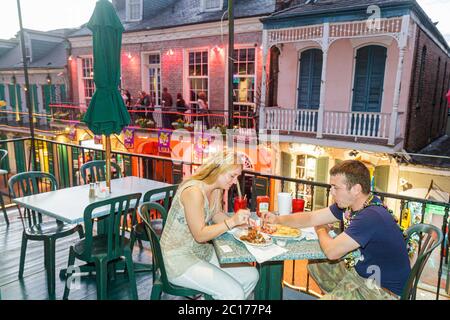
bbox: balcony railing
[263,107,405,143]
[0,137,448,298]
[265,108,318,133]
[48,103,257,131]
[323,111,390,138]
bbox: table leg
[255,261,284,300]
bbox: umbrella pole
[105,135,111,193]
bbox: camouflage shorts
[307,260,399,300]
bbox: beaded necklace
[342,195,417,269]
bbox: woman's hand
[229,209,251,228]
[262,212,279,225]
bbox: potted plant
[172,118,185,130]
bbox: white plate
[261,224,302,239]
[232,228,273,247]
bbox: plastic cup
[234,196,247,213]
[292,198,305,213]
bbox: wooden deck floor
[0,208,179,300]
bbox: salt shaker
[89,183,96,199]
[95,182,101,197]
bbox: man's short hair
[329,160,371,194]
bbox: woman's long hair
[180,150,243,214]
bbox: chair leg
[63,247,76,300]
[0,194,9,226]
[44,239,56,300]
[77,225,84,239]
[124,250,138,300]
[18,232,28,279]
[95,259,108,300]
[150,283,163,300]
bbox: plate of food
[233,227,273,247]
[260,224,302,239]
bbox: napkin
[243,242,288,264]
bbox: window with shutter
[351,45,386,113]
[297,49,322,110]
[126,0,142,21]
[31,84,39,114]
[202,0,223,12]
[0,84,5,101]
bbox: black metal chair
[8,171,84,300]
[401,223,443,300]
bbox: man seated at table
[263,160,411,300]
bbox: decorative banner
[193,132,211,163]
[158,130,172,154]
[123,127,135,149]
[68,126,77,141]
[94,135,102,144]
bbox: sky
[0,0,449,44]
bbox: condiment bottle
[256,195,270,217]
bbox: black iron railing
[0,137,448,299]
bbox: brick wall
[70,31,262,112]
[405,27,450,152]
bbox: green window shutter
[297,49,322,110]
[59,84,66,103]
[314,157,329,208]
[352,45,387,113]
[57,145,70,188]
[8,84,16,108]
[43,84,51,113]
[51,85,57,103]
[47,141,55,176]
[0,84,5,100]
[14,140,26,173]
[281,152,293,193]
[374,165,390,192]
[32,84,39,113]
[71,147,80,186]
[124,155,132,176]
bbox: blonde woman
[160,151,259,300]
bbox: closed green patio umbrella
[83,0,130,192]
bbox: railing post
[259,29,269,132]
[317,23,329,139]
[388,15,409,145]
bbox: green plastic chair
[129,185,178,274]
[401,223,443,300]
[138,201,212,300]
[8,171,84,300]
[80,160,122,184]
[63,192,142,300]
[0,149,9,225]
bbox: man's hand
[262,212,279,225]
